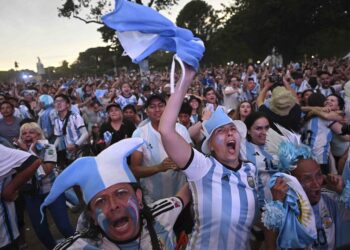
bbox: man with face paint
[262,127,350,250]
[266,158,350,250]
[85,182,190,249]
[40,138,191,250]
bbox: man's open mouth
[113,216,129,229]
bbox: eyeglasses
[54,99,66,104]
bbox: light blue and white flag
[95,89,108,103]
[269,173,317,249]
[102,0,205,71]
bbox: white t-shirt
[0,144,32,179]
[132,122,192,203]
[223,86,241,112]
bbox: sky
[0,0,226,71]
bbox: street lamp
[109,46,117,76]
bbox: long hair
[244,112,270,142]
[233,101,252,121]
[83,183,161,250]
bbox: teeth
[114,217,129,227]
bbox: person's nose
[309,177,322,189]
[109,196,122,211]
[227,128,234,137]
[262,128,268,136]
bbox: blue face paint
[127,196,140,227]
[95,208,110,234]
[214,135,225,146]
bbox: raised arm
[256,80,272,107]
[159,66,196,168]
[175,183,191,207]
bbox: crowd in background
[1,56,350,249]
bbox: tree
[217,0,350,62]
[58,0,179,43]
[55,60,71,77]
[69,46,135,76]
[176,0,221,42]
[176,0,224,65]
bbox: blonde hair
[19,122,45,141]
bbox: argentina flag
[101,0,205,71]
[270,173,317,249]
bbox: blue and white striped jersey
[303,117,333,165]
[53,111,86,147]
[0,146,36,248]
[311,192,350,250]
[115,94,137,109]
[240,139,279,207]
[0,175,19,248]
[184,149,258,250]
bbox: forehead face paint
[96,208,110,234]
[127,196,140,227]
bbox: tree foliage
[214,0,350,63]
[176,0,221,42]
[58,0,179,43]
[57,0,350,69]
[175,0,224,66]
[69,46,136,76]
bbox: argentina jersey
[0,176,19,248]
[184,149,258,250]
[303,117,333,165]
[115,95,137,109]
[240,139,278,207]
[53,112,85,146]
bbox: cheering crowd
[1,56,350,250]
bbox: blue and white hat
[201,107,247,154]
[40,138,144,218]
[102,0,205,71]
[39,94,54,108]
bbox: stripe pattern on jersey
[186,150,258,250]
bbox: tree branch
[73,15,103,24]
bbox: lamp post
[109,45,117,76]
